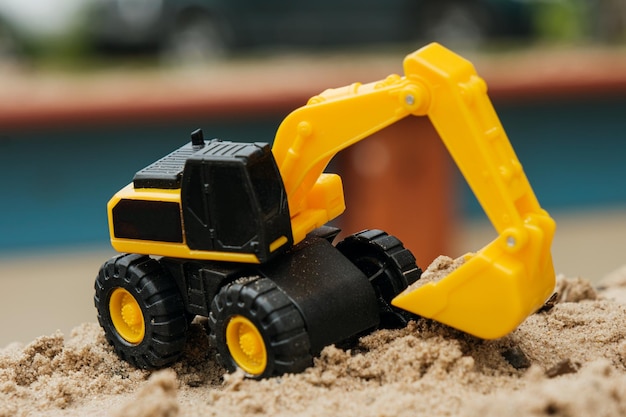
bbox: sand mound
[2,262,626,417]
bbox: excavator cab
[179,136,293,262]
[110,131,293,263]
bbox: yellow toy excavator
[95,43,556,378]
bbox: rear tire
[94,254,188,369]
[336,229,422,328]
[208,277,312,378]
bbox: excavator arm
[272,43,555,339]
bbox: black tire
[336,229,422,328]
[94,254,188,369]
[208,277,312,378]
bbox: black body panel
[164,228,380,353]
[259,234,380,353]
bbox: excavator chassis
[95,227,419,378]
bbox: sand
[2,259,626,417]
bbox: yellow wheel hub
[225,315,267,376]
[109,288,145,344]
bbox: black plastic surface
[133,137,266,189]
[95,254,188,369]
[260,234,380,353]
[209,277,313,378]
[112,199,183,242]
[336,229,422,328]
[133,142,198,189]
[181,140,292,263]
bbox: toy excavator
[95,43,556,378]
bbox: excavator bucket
[392,213,555,339]
[391,43,557,339]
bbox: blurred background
[1,0,625,347]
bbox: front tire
[94,254,188,369]
[208,277,312,378]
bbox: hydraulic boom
[271,43,556,339]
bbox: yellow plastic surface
[272,43,555,339]
[269,235,289,253]
[272,73,427,243]
[107,184,262,264]
[109,287,145,345]
[226,315,268,376]
[110,238,262,263]
[391,44,556,338]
